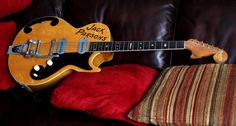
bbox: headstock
[185,39,228,63]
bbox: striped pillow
[128,64,236,126]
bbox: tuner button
[33,65,40,71]
[47,60,53,66]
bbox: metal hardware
[78,38,88,54]
[7,43,27,55]
[56,39,67,54]
[49,39,56,56]
[7,39,63,58]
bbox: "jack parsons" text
[75,24,108,41]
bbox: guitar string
[33,40,187,52]
[26,40,221,54]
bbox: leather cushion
[173,0,236,65]
[63,0,177,69]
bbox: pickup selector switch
[33,73,38,77]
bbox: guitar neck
[88,40,186,52]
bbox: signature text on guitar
[76,24,107,41]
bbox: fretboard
[88,41,185,52]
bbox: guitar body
[8,17,113,91]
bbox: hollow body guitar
[8,17,228,91]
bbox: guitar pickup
[56,39,67,54]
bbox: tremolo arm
[7,39,67,58]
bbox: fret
[133,41,138,50]
[97,42,100,51]
[115,42,120,51]
[169,41,176,48]
[144,41,149,49]
[104,42,110,51]
[108,42,112,51]
[97,42,103,51]
[149,41,155,49]
[177,41,185,48]
[128,41,134,50]
[102,42,106,51]
[123,41,129,50]
[113,42,117,51]
[89,42,93,51]
[162,41,169,49]
[120,41,125,51]
[111,41,114,51]
[138,41,144,50]
[156,42,161,49]
[93,42,98,51]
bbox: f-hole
[23,16,59,34]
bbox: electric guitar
[7,16,228,91]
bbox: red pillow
[51,64,158,126]
[0,21,17,90]
[0,0,32,18]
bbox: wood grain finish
[8,17,113,91]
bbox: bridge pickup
[56,39,67,54]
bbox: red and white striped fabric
[128,64,236,126]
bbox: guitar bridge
[8,39,59,58]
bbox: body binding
[8,17,113,91]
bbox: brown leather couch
[1,0,235,125]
